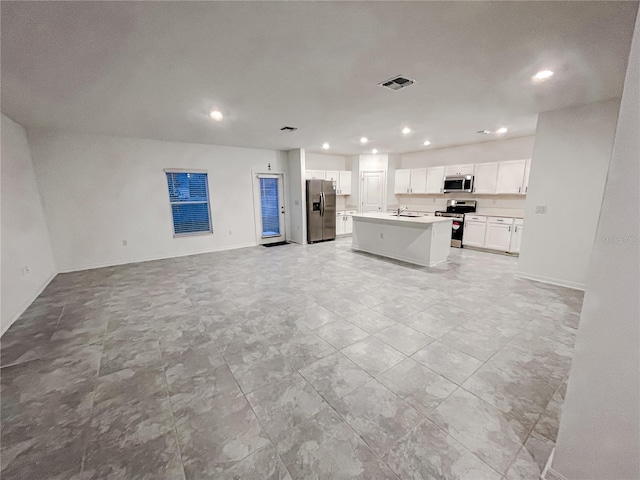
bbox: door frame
[360,170,387,213]
[252,172,287,245]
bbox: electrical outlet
[122,240,128,246]
[535,206,548,214]
[228,230,232,235]
[23,266,30,275]
[380,232,384,239]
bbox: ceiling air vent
[378,75,415,91]
[280,126,298,132]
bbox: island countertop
[351,212,453,226]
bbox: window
[165,171,212,236]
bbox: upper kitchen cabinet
[325,171,339,182]
[496,160,527,194]
[522,159,531,195]
[426,166,445,194]
[444,164,474,176]
[305,170,326,180]
[394,168,427,194]
[473,162,498,194]
[337,171,352,195]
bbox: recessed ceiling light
[322,142,330,150]
[423,140,432,146]
[496,127,508,134]
[209,110,223,121]
[402,127,411,135]
[360,137,368,144]
[533,69,554,81]
[372,148,378,154]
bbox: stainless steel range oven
[435,200,477,248]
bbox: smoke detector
[378,75,415,91]
[280,126,298,132]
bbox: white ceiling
[1,1,637,155]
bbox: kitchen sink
[390,213,422,218]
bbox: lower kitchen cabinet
[484,217,515,251]
[462,215,487,248]
[509,219,524,253]
[336,210,357,235]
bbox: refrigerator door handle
[320,192,325,216]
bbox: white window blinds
[165,172,212,235]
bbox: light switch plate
[535,206,548,214]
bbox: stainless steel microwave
[443,175,474,193]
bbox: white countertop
[352,212,453,226]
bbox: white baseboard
[514,272,586,291]
[58,242,258,273]
[1,271,57,336]
[543,468,568,480]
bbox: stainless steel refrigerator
[306,179,336,243]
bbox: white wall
[551,12,639,480]
[28,130,288,272]
[517,98,620,289]
[287,148,306,244]
[1,115,57,333]
[305,152,346,171]
[401,136,535,169]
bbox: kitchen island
[351,213,453,267]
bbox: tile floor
[0,237,582,479]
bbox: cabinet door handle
[515,226,518,232]
[525,186,528,193]
[518,187,522,193]
[509,226,512,232]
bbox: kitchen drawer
[465,215,487,223]
[345,210,357,215]
[514,218,524,226]
[487,217,514,225]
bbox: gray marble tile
[374,323,435,355]
[277,406,398,479]
[246,373,327,445]
[428,388,527,473]
[412,341,483,385]
[341,337,406,377]
[399,310,461,338]
[333,379,423,457]
[227,347,296,394]
[345,309,396,334]
[299,352,373,404]
[534,388,563,442]
[269,331,336,370]
[83,368,183,479]
[215,445,291,480]
[439,326,510,361]
[176,395,271,477]
[377,358,457,414]
[371,302,422,323]
[315,320,369,349]
[462,363,556,430]
[384,420,501,480]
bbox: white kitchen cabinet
[394,169,411,194]
[463,215,487,248]
[337,171,352,195]
[509,219,524,253]
[336,211,345,235]
[496,160,527,194]
[522,159,531,195]
[410,168,427,193]
[325,170,339,182]
[426,166,445,194]
[306,170,326,180]
[344,210,356,234]
[473,163,498,194]
[394,168,427,194]
[445,164,474,176]
[484,217,514,251]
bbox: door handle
[281,206,285,214]
[320,192,325,216]
[508,226,511,232]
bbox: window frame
[164,168,213,237]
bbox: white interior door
[361,171,386,213]
[254,173,285,244]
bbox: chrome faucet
[397,206,408,216]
